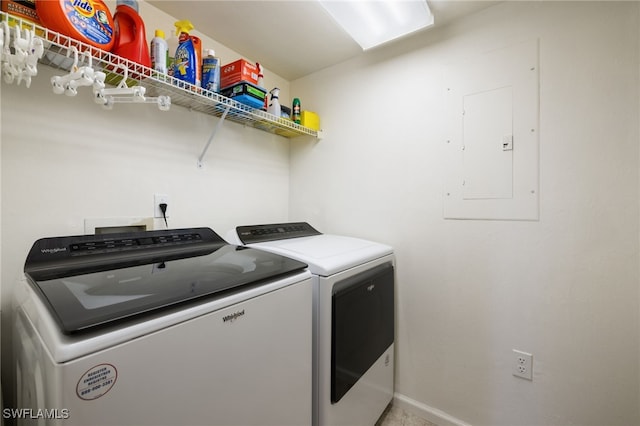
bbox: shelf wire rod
[197,104,232,168]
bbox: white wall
[290,2,640,425]
[3,1,639,424]
[0,1,297,404]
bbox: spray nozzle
[174,20,194,36]
[270,87,280,99]
[256,62,264,87]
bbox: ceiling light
[318,0,434,51]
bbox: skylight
[318,0,434,51]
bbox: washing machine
[227,222,395,426]
[12,227,313,426]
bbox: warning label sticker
[76,364,117,400]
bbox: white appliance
[12,228,313,426]
[227,222,395,426]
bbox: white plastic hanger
[51,47,105,96]
[95,64,170,111]
[2,23,27,84]
[18,28,44,87]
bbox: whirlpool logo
[223,310,245,323]
[41,247,67,254]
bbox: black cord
[159,203,168,228]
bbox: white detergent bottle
[267,87,281,117]
[150,29,168,73]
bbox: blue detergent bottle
[173,20,196,86]
[202,49,221,93]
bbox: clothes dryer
[227,222,395,426]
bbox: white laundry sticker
[76,364,117,401]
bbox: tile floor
[375,405,438,426]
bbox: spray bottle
[173,20,197,85]
[267,87,281,118]
[256,62,264,87]
[257,63,267,110]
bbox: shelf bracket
[197,104,231,169]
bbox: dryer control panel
[237,222,322,244]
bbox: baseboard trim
[392,393,472,426]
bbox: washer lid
[24,228,308,334]
[250,234,393,276]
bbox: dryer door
[331,262,394,403]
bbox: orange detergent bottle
[36,0,115,51]
[111,0,151,67]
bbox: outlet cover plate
[513,349,533,380]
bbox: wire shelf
[1,11,319,139]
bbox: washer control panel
[24,228,223,281]
[69,232,203,255]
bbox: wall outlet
[154,194,170,218]
[512,349,533,380]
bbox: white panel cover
[444,38,539,220]
[462,86,513,200]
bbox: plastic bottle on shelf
[35,0,115,51]
[256,63,267,110]
[256,62,264,87]
[292,98,301,124]
[201,49,220,93]
[191,35,202,87]
[150,29,168,73]
[172,20,198,86]
[112,0,151,67]
[267,87,281,118]
[166,28,179,76]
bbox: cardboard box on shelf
[221,81,266,109]
[301,111,320,130]
[221,59,259,88]
[1,0,41,26]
